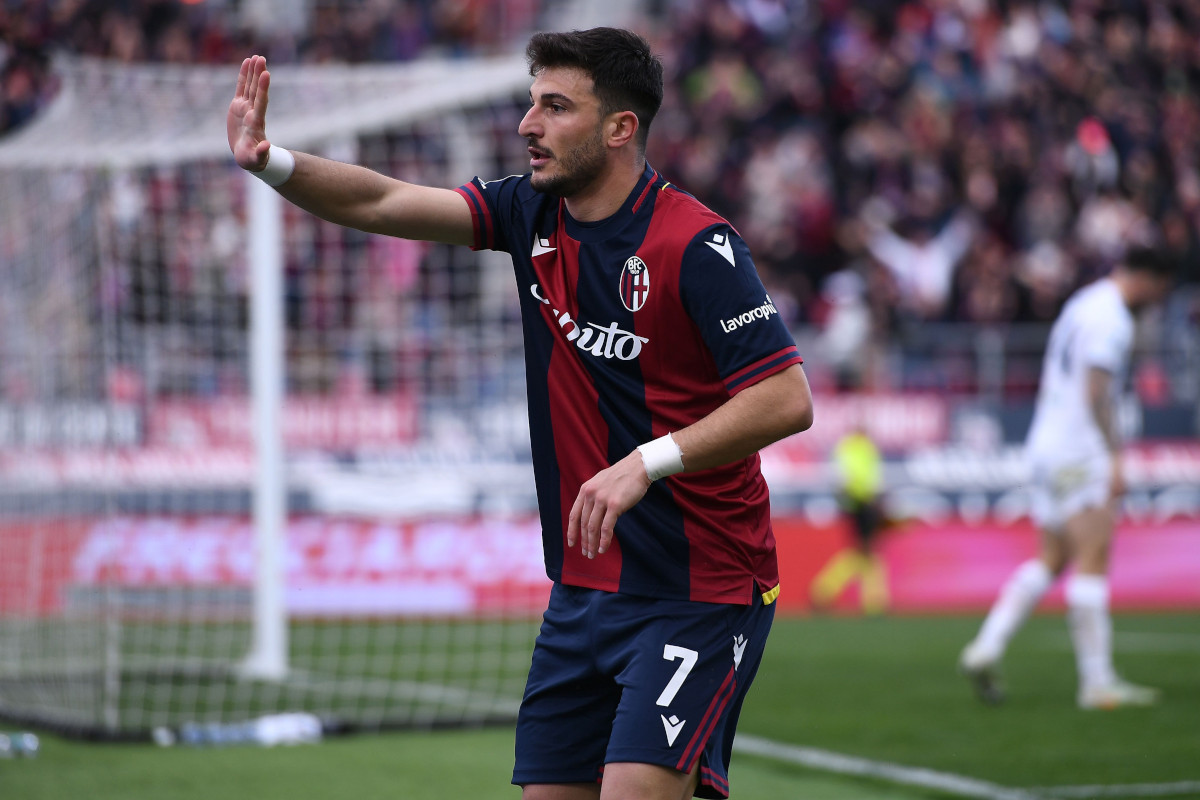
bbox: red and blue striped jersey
[455,165,803,605]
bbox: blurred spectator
[639,0,1198,393]
[861,207,976,321]
[814,268,873,391]
[5,0,1200,403]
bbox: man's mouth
[528,145,552,168]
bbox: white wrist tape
[637,433,684,482]
[253,145,295,187]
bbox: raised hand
[227,55,273,172]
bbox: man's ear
[606,110,640,149]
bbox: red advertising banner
[0,518,94,617]
[0,515,550,618]
[774,517,1200,613]
[2,514,1197,618]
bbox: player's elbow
[780,366,814,434]
[749,364,814,439]
[770,388,814,438]
[787,394,815,435]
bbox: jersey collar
[561,163,659,244]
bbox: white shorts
[1028,455,1112,532]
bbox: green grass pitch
[4,612,1197,800]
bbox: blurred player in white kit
[959,245,1176,709]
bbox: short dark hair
[526,28,664,153]
[1122,245,1177,279]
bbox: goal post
[243,174,287,682]
[0,52,546,738]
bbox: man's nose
[518,107,540,139]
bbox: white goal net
[0,52,550,738]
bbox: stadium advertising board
[147,396,419,449]
[0,516,549,618]
[3,512,1198,618]
[774,517,1200,613]
[0,403,140,447]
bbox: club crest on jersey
[620,256,650,312]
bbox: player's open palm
[228,55,272,172]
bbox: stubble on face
[528,122,608,198]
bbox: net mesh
[0,54,546,738]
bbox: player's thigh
[1063,504,1115,574]
[1030,457,1109,536]
[1037,525,1070,575]
[599,760,699,800]
[514,585,620,788]
[604,593,774,797]
[523,784,600,800]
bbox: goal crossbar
[0,54,529,170]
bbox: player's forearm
[672,364,813,472]
[273,151,388,230]
[274,151,474,246]
[1087,367,1121,454]
[1091,399,1121,455]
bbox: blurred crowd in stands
[2,0,1199,399]
[642,0,1200,392]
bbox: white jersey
[1025,278,1132,464]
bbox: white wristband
[637,433,684,482]
[252,144,295,187]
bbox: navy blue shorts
[513,583,775,799]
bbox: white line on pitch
[733,733,1040,800]
[1028,782,1200,798]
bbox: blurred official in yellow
[811,426,889,614]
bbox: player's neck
[563,155,645,223]
[1108,272,1137,310]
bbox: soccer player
[959,246,1175,709]
[227,27,813,800]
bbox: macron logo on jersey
[705,231,735,266]
[720,295,779,334]
[661,714,686,747]
[532,235,556,257]
[733,635,747,669]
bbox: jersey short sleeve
[678,225,802,395]
[454,175,524,254]
[1080,307,1132,374]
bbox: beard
[528,127,607,197]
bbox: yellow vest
[834,432,882,502]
